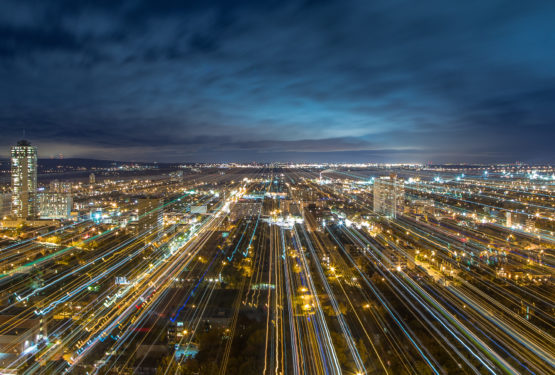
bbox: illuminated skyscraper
[11,140,38,219]
[373,175,404,218]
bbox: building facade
[11,140,38,219]
[49,179,72,193]
[373,176,404,218]
[39,193,73,219]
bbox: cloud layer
[0,0,554,163]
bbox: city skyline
[0,2,553,372]
[0,148,552,374]
[1,1,554,163]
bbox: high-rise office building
[89,173,96,184]
[11,140,38,219]
[373,175,404,218]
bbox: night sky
[0,0,554,163]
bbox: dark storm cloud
[0,0,554,162]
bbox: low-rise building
[39,193,73,219]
